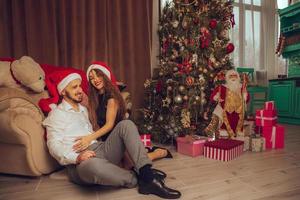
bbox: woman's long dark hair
[88,69,126,131]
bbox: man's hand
[73,135,93,152]
[76,150,96,164]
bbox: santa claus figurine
[205,69,250,138]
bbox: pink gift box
[262,125,285,149]
[255,109,277,127]
[264,101,275,111]
[204,139,244,162]
[176,137,206,157]
[140,134,151,147]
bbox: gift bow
[265,101,274,110]
[271,126,276,149]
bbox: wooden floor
[1,124,300,200]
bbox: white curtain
[261,0,279,81]
[231,0,279,85]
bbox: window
[230,0,263,70]
[231,0,289,76]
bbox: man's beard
[66,91,83,103]
[226,79,242,92]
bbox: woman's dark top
[96,91,122,141]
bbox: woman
[73,61,171,161]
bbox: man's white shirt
[43,100,96,165]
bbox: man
[205,69,249,138]
[42,70,181,199]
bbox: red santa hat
[39,70,82,113]
[86,61,117,86]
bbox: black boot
[138,177,181,199]
[131,167,166,181]
[152,168,167,180]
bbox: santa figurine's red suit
[209,69,250,138]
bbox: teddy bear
[0,56,46,93]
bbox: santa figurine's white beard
[225,78,242,93]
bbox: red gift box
[255,109,277,127]
[176,137,206,157]
[264,101,275,110]
[262,125,285,149]
[204,139,244,161]
[140,134,151,147]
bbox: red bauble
[226,43,235,53]
[209,19,217,29]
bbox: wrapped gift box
[235,136,250,151]
[237,122,253,137]
[264,101,275,111]
[251,137,266,152]
[262,125,285,149]
[204,139,244,162]
[176,137,206,157]
[140,134,151,147]
[255,109,277,127]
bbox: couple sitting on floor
[42,61,181,199]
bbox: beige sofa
[0,87,60,176]
[0,86,132,176]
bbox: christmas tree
[138,0,236,143]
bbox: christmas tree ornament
[171,20,179,28]
[168,129,175,135]
[182,15,189,29]
[195,96,200,101]
[219,29,229,39]
[173,66,179,72]
[167,86,173,91]
[180,45,185,52]
[183,95,189,101]
[209,19,217,29]
[223,20,231,29]
[147,125,153,131]
[174,95,183,104]
[191,54,198,64]
[212,39,222,48]
[198,74,205,85]
[179,85,186,93]
[158,115,164,121]
[186,76,194,86]
[226,43,235,54]
[181,109,191,128]
[162,97,171,107]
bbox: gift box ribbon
[257,110,277,126]
[140,135,151,146]
[271,126,276,149]
[265,101,274,110]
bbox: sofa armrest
[0,88,45,144]
[0,87,59,175]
